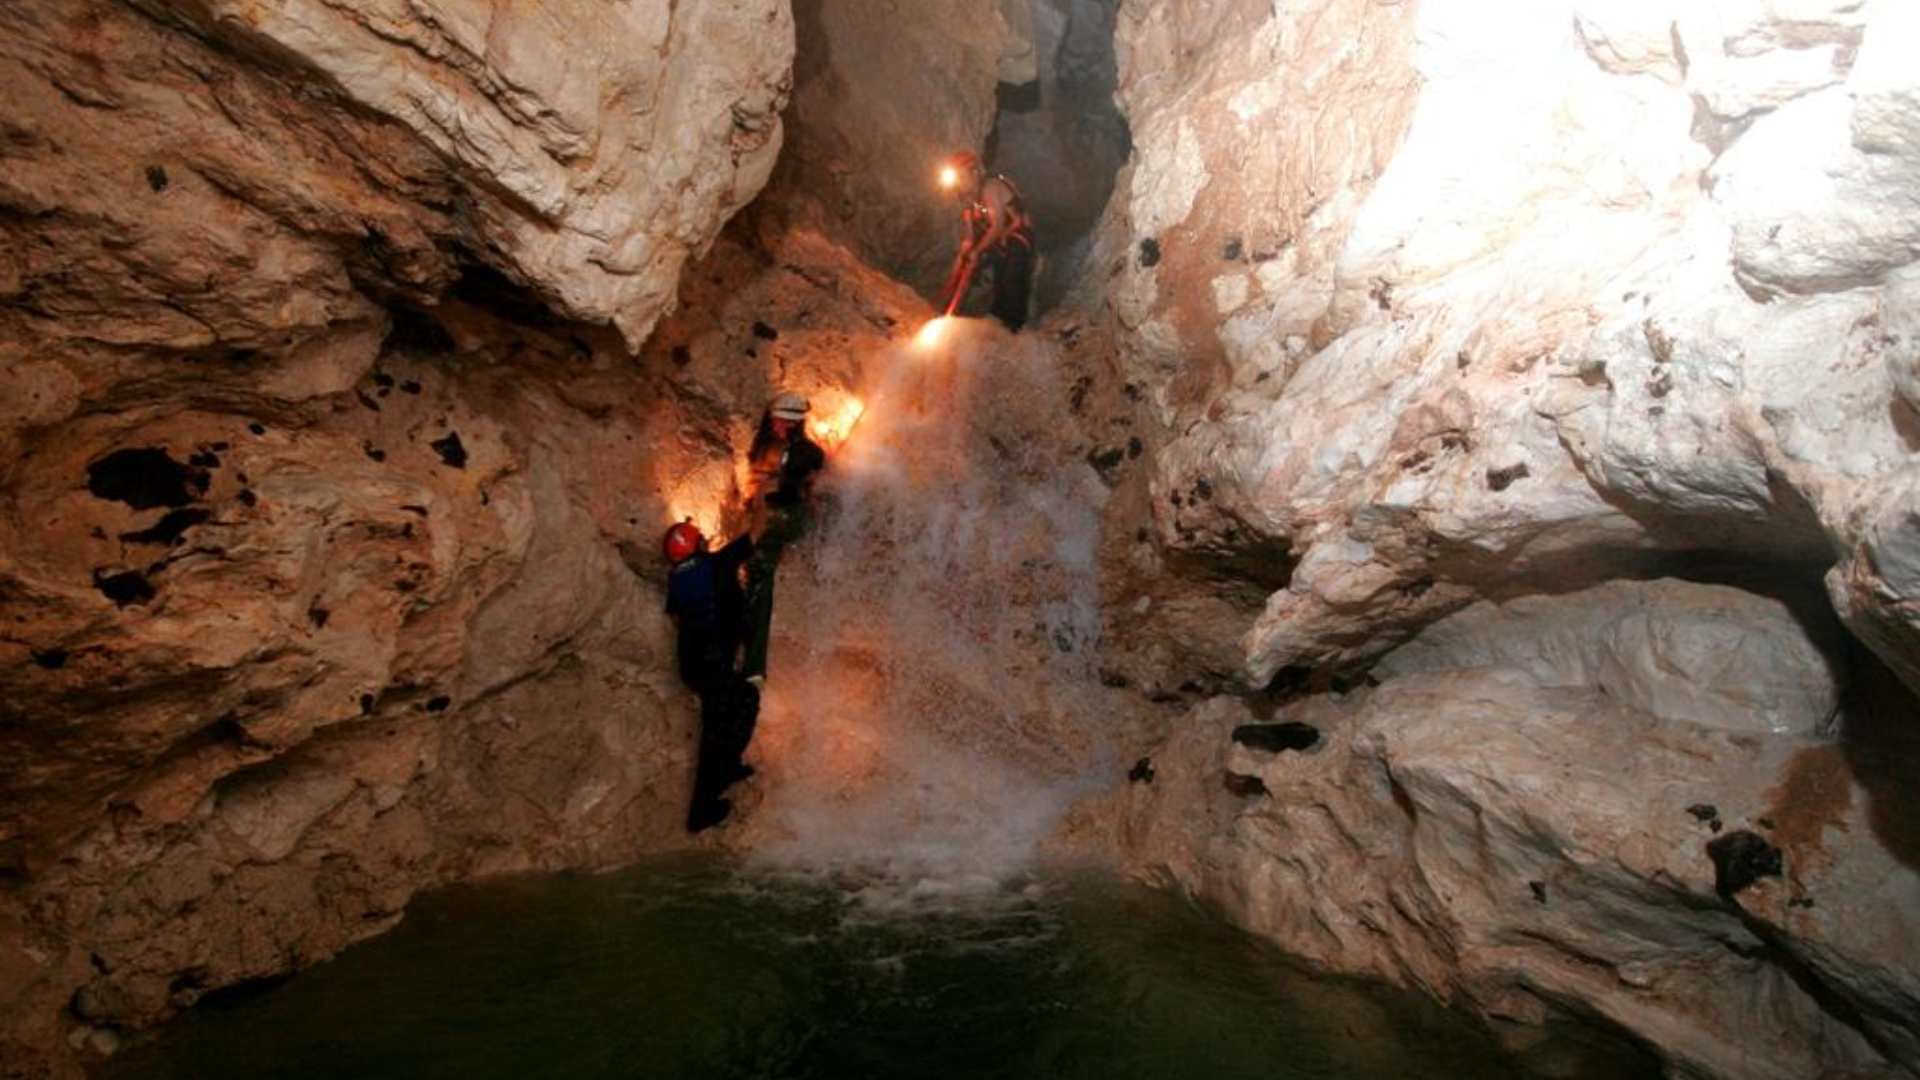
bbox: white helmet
[770,392,810,421]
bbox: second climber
[939,150,1037,332]
[741,391,826,687]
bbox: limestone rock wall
[0,1,810,1074]
[1097,0,1920,692]
[1080,1,1920,1078]
[1067,580,1920,1080]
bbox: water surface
[98,855,1656,1080]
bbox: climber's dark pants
[986,239,1034,332]
[742,499,811,682]
[686,671,760,828]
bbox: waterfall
[742,318,1116,903]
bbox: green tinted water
[97,856,1657,1080]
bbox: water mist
[741,318,1120,907]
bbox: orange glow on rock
[807,395,866,452]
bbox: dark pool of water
[97,855,1659,1080]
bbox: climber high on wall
[939,151,1036,332]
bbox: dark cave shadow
[1836,641,1920,871]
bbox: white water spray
[745,318,1116,908]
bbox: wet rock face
[1068,579,1920,1080]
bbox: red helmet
[946,150,981,172]
[662,521,703,563]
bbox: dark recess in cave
[979,0,1131,316]
[86,449,209,511]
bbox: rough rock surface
[1373,580,1847,736]
[0,1,891,1073]
[1066,580,1920,1080]
[1075,2,1920,1078]
[0,0,791,358]
[1094,0,1920,696]
[0,209,927,1076]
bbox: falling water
[743,317,1117,902]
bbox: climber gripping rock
[620,521,759,834]
[939,150,1036,331]
[742,392,826,688]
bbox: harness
[964,174,1034,251]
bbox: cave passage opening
[980,0,1130,317]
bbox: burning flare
[914,317,950,350]
[939,166,959,190]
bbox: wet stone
[1707,830,1783,899]
[1231,722,1321,754]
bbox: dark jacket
[665,534,754,688]
[750,425,826,507]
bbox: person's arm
[780,439,827,501]
[973,182,1014,251]
[944,219,979,306]
[716,532,755,572]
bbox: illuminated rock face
[0,2,835,1072]
[1069,620,1920,1080]
[1085,1,1920,1078]
[1101,0,1920,693]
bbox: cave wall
[1079,1,1920,1078]
[0,1,808,1074]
